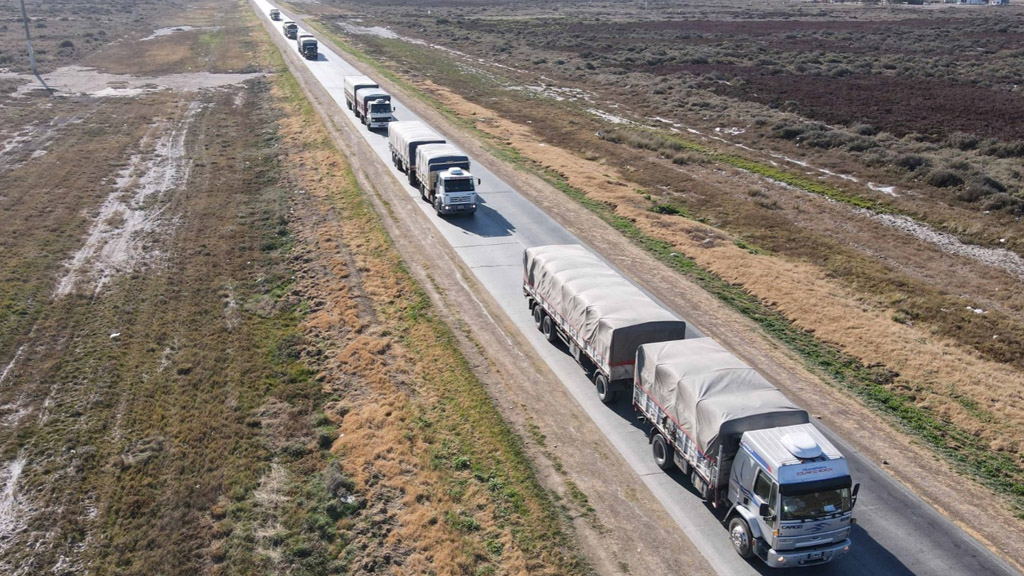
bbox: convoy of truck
[266,9,862,567]
[388,121,446,181]
[282,20,297,40]
[524,244,859,567]
[296,33,318,60]
[354,87,393,128]
[414,144,478,215]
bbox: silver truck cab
[728,424,859,567]
[433,167,478,215]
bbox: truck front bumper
[439,203,477,215]
[757,538,851,568]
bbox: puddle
[3,65,262,98]
[866,210,1024,280]
[868,182,898,197]
[588,108,630,124]
[55,101,202,297]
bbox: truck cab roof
[741,423,849,484]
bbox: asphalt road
[252,3,1021,575]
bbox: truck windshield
[370,103,390,114]
[780,486,851,521]
[444,178,475,192]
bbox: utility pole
[19,0,54,95]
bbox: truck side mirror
[477,178,481,185]
[851,483,860,507]
[758,503,770,517]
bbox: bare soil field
[0,0,598,574]
[291,0,1024,569]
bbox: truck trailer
[296,34,317,60]
[414,144,478,215]
[343,76,378,112]
[522,244,687,403]
[634,338,859,568]
[353,87,393,128]
[388,121,446,182]
[282,21,298,39]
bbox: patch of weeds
[446,509,482,532]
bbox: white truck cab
[728,424,859,567]
[433,167,478,215]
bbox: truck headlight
[777,556,786,564]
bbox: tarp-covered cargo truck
[296,34,317,60]
[354,87,393,128]
[634,338,859,568]
[282,21,298,39]
[388,121,446,183]
[523,244,686,403]
[414,144,478,215]
[343,76,377,112]
[269,8,280,20]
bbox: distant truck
[343,76,377,112]
[269,8,281,20]
[282,21,298,39]
[353,87,393,129]
[414,144,479,215]
[388,121,446,183]
[634,338,859,567]
[523,244,687,403]
[296,34,318,60]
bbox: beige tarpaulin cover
[636,338,809,456]
[523,245,686,376]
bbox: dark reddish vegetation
[717,73,1024,141]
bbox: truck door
[752,469,778,529]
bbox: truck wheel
[652,433,674,471]
[595,373,617,404]
[728,517,753,559]
[541,315,556,343]
[532,305,543,328]
[419,184,427,201]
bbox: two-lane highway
[251,3,1020,574]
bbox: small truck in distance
[296,34,317,60]
[388,121,446,183]
[414,144,479,215]
[282,21,298,39]
[523,244,687,404]
[269,8,280,20]
[634,338,859,568]
[353,87,393,129]
[343,76,377,112]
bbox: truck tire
[728,517,753,559]
[420,183,427,201]
[652,433,673,471]
[532,305,543,328]
[541,315,556,343]
[595,373,617,404]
